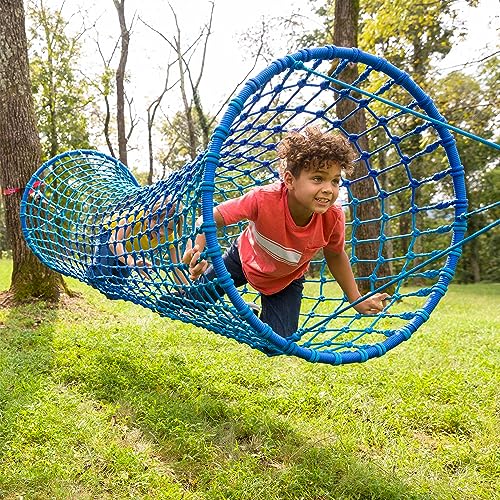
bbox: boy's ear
[282,170,295,189]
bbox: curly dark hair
[277,125,356,177]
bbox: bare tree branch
[167,2,197,160]
[145,65,179,183]
[182,1,214,148]
[113,0,136,165]
[209,20,265,127]
[125,93,138,142]
[436,50,500,73]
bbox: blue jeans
[203,240,304,338]
[86,231,131,291]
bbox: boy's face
[152,219,176,241]
[283,161,342,224]
[149,208,170,240]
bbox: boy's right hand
[182,244,208,281]
[353,293,391,315]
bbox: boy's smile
[283,162,342,226]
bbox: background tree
[84,1,137,164]
[358,0,475,78]
[142,2,217,180]
[145,59,178,184]
[0,0,64,302]
[0,197,8,257]
[433,61,499,282]
[113,0,134,165]
[28,0,93,162]
[161,2,214,160]
[157,110,213,176]
[330,0,394,293]
[90,50,117,157]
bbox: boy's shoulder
[252,181,284,198]
[326,205,346,235]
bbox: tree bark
[333,0,393,294]
[175,34,197,160]
[114,0,129,165]
[0,0,64,302]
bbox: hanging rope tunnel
[21,45,497,365]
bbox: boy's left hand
[134,258,153,278]
[353,293,391,315]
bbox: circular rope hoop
[21,45,468,365]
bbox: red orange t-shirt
[216,182,346,295]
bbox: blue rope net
[21,46,470,365]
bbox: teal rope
[463,201,500,218]
[293,61,500,151]
[320,217,500,325]
[22,46,493,364]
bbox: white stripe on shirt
[249,223,302,266]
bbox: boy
[183,126,389,337]
[87,197,187,290]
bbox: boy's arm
[108,219,151,277]
[182,207,226,280]
[323,248,389,314]
[323,249,362,303]
[108,220,131,266]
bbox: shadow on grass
[0,283,432,498]
[67,344,432,500]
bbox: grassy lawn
[0,259,499,499]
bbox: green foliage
[359,0,460,76]
[304,0,478,77]
[303,0,442,68]
[300,0,498,283]
[432,62,499,282]
[100,66,115,98]
[0,259,499,498]
[129,168,151,186]
[28,3,93,162]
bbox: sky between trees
[36,0,499,170]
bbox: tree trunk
[470,242,481,283]
[193,89,210,150]
[333,0,393,294]
[467,216,481,283]
[114,0,129,165]
[177,57,197,160]
[0,0,64,302]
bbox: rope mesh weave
[21,46,468,365]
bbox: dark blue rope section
[199,45,470,364]
[298,64,500,152]
[20,45,495,366]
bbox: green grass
[0,258,499,499]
